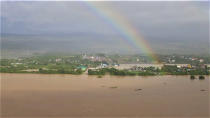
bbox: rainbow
[84,2,159,63]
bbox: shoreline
[1,72,209,76]
[1,73,209,79]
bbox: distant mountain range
[1,33,209,58]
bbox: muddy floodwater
[1,73,209,118]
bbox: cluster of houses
[189,57,204,63]
[127,64,208,72]
[181,56,205,63]
[100,62,120,68]
[82,54,110,62]
[165,55,205,64]
[130,66,154,71]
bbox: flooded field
[1,73,209,118]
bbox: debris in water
[200,89,207,92]
[135,89,142,91]
[110,86,118,89]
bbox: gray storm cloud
[1,1,208,36]
[1,1,209,55]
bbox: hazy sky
[1,1,209,41]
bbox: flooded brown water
[1,73,209,118]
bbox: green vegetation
[190,75,195,79]
[199,75,205,80]
[88,68,156,76]
[88,65,209,76]
[161,65,209,75]
[0,54,209,76]
[0,55,92,75]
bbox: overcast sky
[1,1,209,41]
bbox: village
[0,54,209,77]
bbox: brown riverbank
[1,73,209,118]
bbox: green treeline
[38,68,83,74]
[88,65,209,76]
[88,68,156,76]
[161,65,209,75]
[0,55,209,76]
